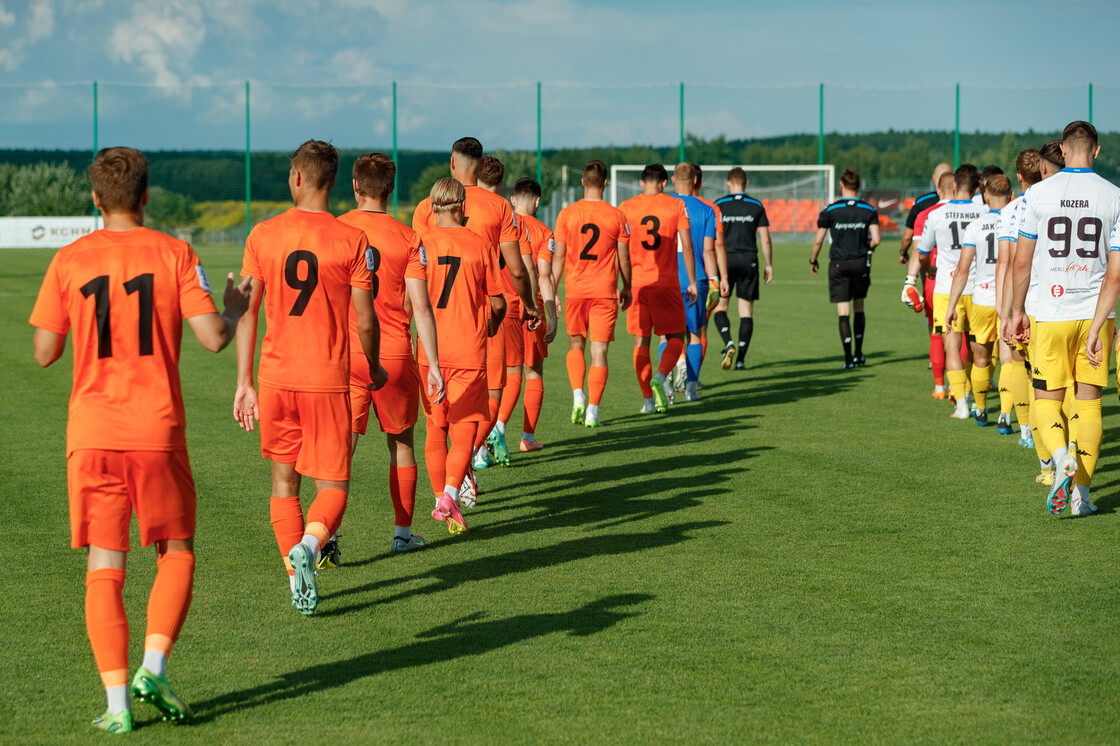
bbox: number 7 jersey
[1018,168,1120,322]
[241,208,372,392]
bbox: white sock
[301,534,320,556]
[142,649,168,677]
[573,389,587,406]
[106,685,130,715]
[586,404,599,419]
[1073,483,1090,503]
[330,531,339,541]
[1040,458,1054,470]
[522,431,536,442]
[443,485,460,502]
[653,371,666,383]
[1052,447,1069,465]
[644,397,655,407]
[394,525,411,540]
[1021,425,1031,438]
[495,420,506,436]
[935,384,945,392]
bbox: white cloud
[0,3,14,27]
[0,48,19,71]
[28,0,54,41]
[330,48,391,85]
[108,1,205,86]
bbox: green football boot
[92,709,133,734]
[570,401,586,424]
[487,428,510,466]
[131,667,194,722]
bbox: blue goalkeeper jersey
[672,193,716,285]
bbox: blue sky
[1,0,1117,150]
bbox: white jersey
[961,209,1001,307]
[1018,167,1120,322]
[918,199,988,296]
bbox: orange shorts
[258,385,351,481]
[524,320,548,367]
[565,297,618,343]
[419,366,489,428]
[350,356,420,436]
[504,316,525,367]
[67,449,196,551]
[486,326,507,390]
[627,285,686,337]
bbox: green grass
[2,242,1119,744]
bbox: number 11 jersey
[241,208,372,392]
[1018,168,1120,322]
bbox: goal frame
[608,164,835,208]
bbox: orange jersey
[697,195,723,234]
[29,228,218,455]
[520,213,556,308]
[416,225,503,371]
[241,208,372,393]
[414,184,518,291]
[338,210,426,360]
[555,199,630,299]
[618,193,690,291]
[499,221,535,319]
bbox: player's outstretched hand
[233,384,258,432]
[686,283,698,306]
[427,366,446,404]
[764,266,773,285]
[618,287,632,311]
[368,364,389,391]
[523,304,542,331]
[224,273,251,318]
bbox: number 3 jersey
[918,200,987,296]
[961,209,1002,307]
[242,208,372,392]
[554,199,630,300]
[29,227,218,454]
[618,193,691,291]
[1018,168,1120,322]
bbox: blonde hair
[430,177,466,212]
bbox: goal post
[609,164,835,241]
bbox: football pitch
[3,243,1120,744]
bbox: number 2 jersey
[961,209,1001,307]
[918,200,987,296]
[242,208,372,392]
[29,227,218,454]
[554,199,629,300]
[1018,168,1120,322]
[618,192,690,291]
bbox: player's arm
[945,245,975,332]
[679,228,697,304]
[995,238,1012,320]
[868,223,881,250]
[759,226,773,284]
[714,227,728,294]
[551,242,566,289]
[524,250,539,317]
[352,286,387,390]
[809,227,827,274]
[187,273,250,353]
[536,254,558,344]
[1087,250,1120,367]
[900,226,914,265]
[405,276,445,403]
[233,277,264,431]
[616,239,633,310]
[488,294,507,337]
[500,239,538,326]
[32,329,66,367]
[1010,234,1036,341]
[916,226,936,277]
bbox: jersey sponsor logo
[979,282,989,289]
[1061,199,1090,208]
[1051,284,1064,298]
[365,246,379,272]
[722,215,756,223]
[833,222,870,230]
[195,264,211,292]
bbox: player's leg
[995,338,1015,434]
[924,275,945,397]
[735,294,756,370]
[628,290,657,413]
[1031,321,1079,513]
[969,338,993,426]
[566,298,590,423]
[713,291,736,369]
[944,329,970,418]
[386,427,424,550]
[650,287,686,410]
[1070,319,1112,515]
[683,283,706,401]
[522,361,546,446]
[852,298,867,366]
[837,301,853,368]
[830,261,854,368]
[474,332,505,469]
[433,370,486,534]
[493,320,525,465]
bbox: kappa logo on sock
[1050,423,1065,429]
[1076,448,1092,457]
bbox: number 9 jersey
[1018,167,1120,322]
[241,208,372,392]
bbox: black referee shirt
[715,193,769,254]
[905,191,938,230]
[817,199,879,261]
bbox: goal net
[609,164,835,241]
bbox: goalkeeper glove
[901,275,924,312]
[706,284,721,312]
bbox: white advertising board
[0,217,104,249]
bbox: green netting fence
[0,81,1108,244]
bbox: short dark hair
[513,177,541,200]
[955,163,980,194]
[726,167,747,188]
[980,165,1004,194]
[452,137,483,161]
[89,147,148,212]
[690,162,703,186]
[477,155,504,188]
[1015,149,1042,187]
[640,164,668,183]
[352,152,395,201]
[840,168,860,191]
[583,160,607,189]
[1039,139,1065,169]
[291,139,339,190]
[1063,120,1098,152]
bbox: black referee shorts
[726,252,760,301]
[828,256,871,303]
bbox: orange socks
[566,349,586,392]
[498,373,522,425]
[390,464,417,527]
[270,496,304,573]
[425,420,448,498]
[659,338,684,377]
[634,347,653,397]
[522,378,544,435]
[446,422,478,491]
[588,365,608,406]
[86,568,129,688]
[305,488,347,547]
[144,550,194,660]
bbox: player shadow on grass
[319,520,723,617]
[190,593,653,723]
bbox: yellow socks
[946,369,968,403]
[1073,398,1102,487]
[971,366,990,411]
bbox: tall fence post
[954,84,961,169]
[818,83,824,202]
[679,82,685,163]
[1089,82,1094,124]
[245,81,251,240]
[536,81,543,185]
[392,81,398,219]
[93,80,99,220]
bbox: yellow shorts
[933,293,972,335]
[1032,318,1113,391]
[968,303,999,345]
